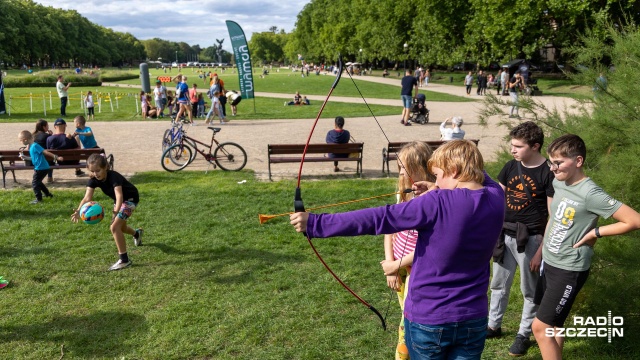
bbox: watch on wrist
[595,227,602,238]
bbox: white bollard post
[43,95,47,116]
[49,91,53,109]
[98,94,102,113]
[8,96,11,116]
[135,94,139,114]
[30,93,33,113]
[116,93,119,109]
[109,93,114,112]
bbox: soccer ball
[80,201,104,225]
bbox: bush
[2,69,137,87]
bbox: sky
[33,0,310,51]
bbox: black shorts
[87,107,94,115]
[230,97,242,106]
[534,263,590,327]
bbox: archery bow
[294,55,387,330]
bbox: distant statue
[215,39,224,64]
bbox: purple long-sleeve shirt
[306,174,505,325]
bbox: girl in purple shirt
[291,140,505,359]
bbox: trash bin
[449,76,453,83]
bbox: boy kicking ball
[532,134,640,359]
[71,153,143,271]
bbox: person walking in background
[488,121,555,357]
[501,67,509,96]
[509,73,524,118]
[85,91,95,121]
[464,71,474,96]
[325,116,351,172]
[56,75,71,116]
[380,141,435,360]
[477,70,487,95]
[400,70,418,126]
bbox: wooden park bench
[382,139,480,174]
[0,148,113,188]
[267,143,364,180]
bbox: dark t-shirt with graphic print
[498,159,555,233]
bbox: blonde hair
[19,130,33,141]
[397,141,435,202]
[428,140,484,183]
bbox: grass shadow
[0,311,147,358]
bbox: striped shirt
[393,229,418,260]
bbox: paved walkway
[1,77,577,189]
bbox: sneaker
[44,193,54,198]
[404,121,412,126]
[508,334,531,357]
[75,170,86,177]
[486,327,502,339]
[108,259,132,271]
[134,229,144,246]
[30,199,41,205]
[47,177,54,183]
[220,121,227,125]
[400,119,405,124]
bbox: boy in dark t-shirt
[326,116,351,172]
[488,121,555,356]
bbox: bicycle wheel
[162,129,172,151]
[161,144,193,172]
[183,138,198,164]
[213,142,247,171]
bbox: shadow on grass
[566,239,640,358]
[146,243,304,284]
[0,311,147,358]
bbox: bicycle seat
[208,127,221,133]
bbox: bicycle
[161,120,197,159]
[161,126,247,172]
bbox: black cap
[54,118,66,126]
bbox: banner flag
[226,20,254,100]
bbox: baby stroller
[409,93,429,124]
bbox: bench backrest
[269,143,364,155]
[0,148,105,163]
[387,139,480,154]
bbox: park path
[0,77,578,189]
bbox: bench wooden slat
[382,140,480,174]
[0,148,112,188]
[268,143,364,180]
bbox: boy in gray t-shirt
[532,134,640,359]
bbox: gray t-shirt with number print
[543,177,621,271]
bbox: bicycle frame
[181,131,221,161]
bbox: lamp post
[175,51,178,63]
[403,43,408,73]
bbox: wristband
[594,227,602,238]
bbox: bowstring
[344,70,419,328]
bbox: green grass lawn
[0,170,638,359]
